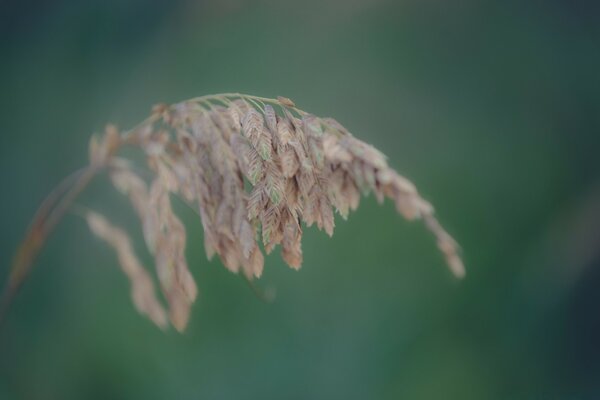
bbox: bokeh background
[1,0,599,399]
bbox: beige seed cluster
[86,94,464,331]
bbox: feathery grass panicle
[2,93,464,332]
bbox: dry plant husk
[2,93,464,332]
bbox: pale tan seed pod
[86,211,168,329]
[276,118,294,145]
[263,104,278,134]
[109,159,149,218]
[277,96,296,107]
[89,124,121,166]
[281,210,302,269]
[244,247,264,278]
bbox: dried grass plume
[1,93,464,332]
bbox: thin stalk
[0,165,100,325]
[186,93,305,114]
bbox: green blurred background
[1,0,599,398]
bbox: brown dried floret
[86,211,167,328]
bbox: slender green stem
[0,165,100,326]
[186,93,306,115]
[121,113,162,142]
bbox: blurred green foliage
[1,0,599,399]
